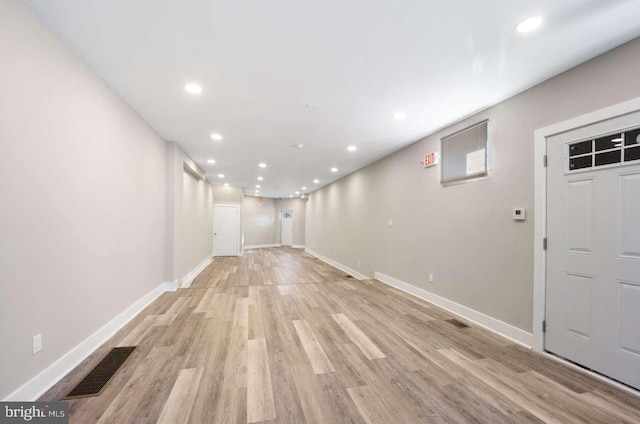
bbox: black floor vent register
[62,346,136,399]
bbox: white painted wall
[0,0,166,399]
[306,37,640,333]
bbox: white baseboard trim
[181,255,213,289]
[305,249,371,280]
[244,244,280,249]
[3,282,172,401]
[163,280,180,292]
[292,245,305,249]
[374,271,533,348]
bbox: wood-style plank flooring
[40,247,640,423]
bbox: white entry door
[281,210,293,246]
[213,204,239,256]
[546,111,640,390]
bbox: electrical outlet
[33,334,42,355]
[388,219,393,227]
[429,273,434,283]
[357,260,361,268]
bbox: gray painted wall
[243,196,278,247]
[182,170,213,274]
[212,185,245,253]
[212,185,244,204]
[242,196,307,247]
[3,0,639,399]
[306,37,640,333]
[276,198,306,246]
[165,142,213,283]
[0,2,218,399]
[0,0,166,399]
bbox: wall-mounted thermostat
[513,208,526,221]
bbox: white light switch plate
[33,334,42,355]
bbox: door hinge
[543,238,547,250]
[543,155,548,167]
[542,320,547,333]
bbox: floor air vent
[62,346,136,400]
[446,319,470,329]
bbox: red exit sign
[423,152,439,168]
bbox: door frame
[213,203,241,256]
[280,209,294,246]
[533,96,640,353]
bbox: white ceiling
[24,0,640,198]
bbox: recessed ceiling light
[296,143,304,149]
[218,174,224,178]
[224,183,229,187]
[257,176,264,181]
[516,16,543,33]
[259,163,267,168]
[255,190,260,193]
[295,191,300,195]
[393,112,407,120]
[313,179,319,184]
[184,82,202,94]
[347,145,357,152]
[207,159,215,164]
[289,195,293,198]
[256,185,261,188]
[331,167,338,172]
[211,133,223,141]
[301,187,307,190]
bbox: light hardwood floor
[40,247,640,423]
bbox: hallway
[40,248,640,423]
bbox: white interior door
[213,204,239,256]
[546,111,640,390]
[281,210,293,246]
